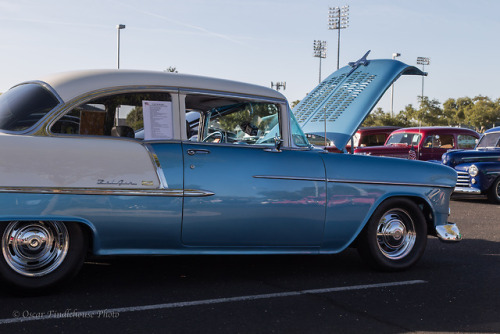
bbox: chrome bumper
[454,186,481,195]
[436,223,462,242]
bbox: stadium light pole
[117,24,126,69]
[328,5,349,70]
[313,40,327,84]
[416,56,430,100]
[390,53,401,117]
[271,82,286,91]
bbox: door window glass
[457,134,477,149]
[51,92,171,139]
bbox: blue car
[0,54,460,291]
[442,126,500,203]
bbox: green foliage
[126,107,143,130]
[361,95,500,132]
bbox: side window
[457,135,477,149]
[203,102,279,145]
[51,92,172,139]
[423,134,454,148]
[290,112,309,147]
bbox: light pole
[390,53,401,117]
[271,82,286,91]
[313,40,327,84]
[117,24,126,69]
[328,5,349,70]
[416,56,430,100]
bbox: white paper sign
[142,100,173,141]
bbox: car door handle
[187,149,211,156]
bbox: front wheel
[0,221,87,291]
[357,198,427,271]
[487,177,500,204]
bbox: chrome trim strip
[253,175,325,182]
[327,178,455,189]
[143,144,169,189]
[253,175,454,188]
[453,186,481,194]
[184,189,215,197]
[0,187,214,197]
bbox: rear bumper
[436,223,462,242]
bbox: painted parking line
[0,280,426,325]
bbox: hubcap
[376,209,416,260]
[2,221,69,277]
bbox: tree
[164,66,178,73]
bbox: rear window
[0,83,59,131]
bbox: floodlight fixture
[313,40,327,83]
[328,5,349,69]
[416,56,430,99]
[271,82,286,91]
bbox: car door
[181,99,326,247]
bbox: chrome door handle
[187,149,211,156]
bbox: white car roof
[34,69,285,103]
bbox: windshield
[386,132,421,146]
[477,132,500,148]
[0,83,59,132]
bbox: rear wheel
[487,177,500,204]
[0,221,87,291]
[357,198,427,271]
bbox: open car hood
[293,52,425,151]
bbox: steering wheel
[203,130,225,143]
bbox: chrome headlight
[469,165,478,177]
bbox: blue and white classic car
[442,126,500,203]
[0,54,460,290]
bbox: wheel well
[369,196,435,236]
[65,221,94,256]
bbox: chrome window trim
[43,86,179,137]
[0,186,214,197]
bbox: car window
[359,134,387,147]
[51,92,172,138]
[290,112,309,147]
[423,134,454,149]
[0,83,59,132]
[477,132,500,148]
[201,102,279,145]
[457,134,477,149]
[386,133,421,146]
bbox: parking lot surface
[0,195,499,333]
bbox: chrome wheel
[376,209,416,260]
[357,198,427,271]
[1,221,69,277]
[487,178,500,204]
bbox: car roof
[485,126,500,134]
[29,69,286,103]
[357,126,400,133]
[391,127,479,135]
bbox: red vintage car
[307,126,400,153]
[354,126,479,161]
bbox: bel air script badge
[97,179,138,186]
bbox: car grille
[456,171,470,187]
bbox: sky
[0,0,499,114]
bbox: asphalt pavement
[0,195,498,333]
